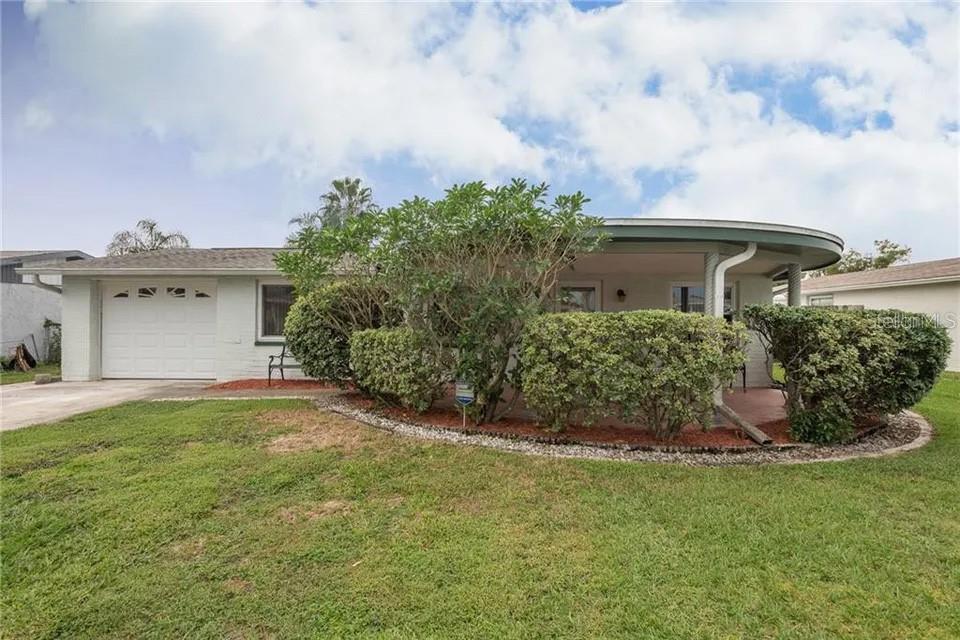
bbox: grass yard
[2,375,959,639]
[0,363,60,385]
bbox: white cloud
[21,100,55,132]
[25,1,960,256]
[22,0,46,20]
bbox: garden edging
[317,396,933,467]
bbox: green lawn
[2,375,959,639]
[0,363,60,385]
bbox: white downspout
[708,241,771,445]
[30,275,62,295]
[711,242,757,317]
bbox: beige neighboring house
[801,258,960,372]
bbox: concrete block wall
[1,282,61,361]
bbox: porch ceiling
[569,250,794,276]
[591,218,845,274]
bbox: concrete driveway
[0,380,210,431]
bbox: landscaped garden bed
[274,180,951,462]
[206,379,341,391]
[320,391,929,465]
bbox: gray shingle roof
[20,248,287,273]
[1,249,92,263]
[803,257,960,292]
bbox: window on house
[672,285,733,315]
[261,284,295,338]
[558,286,598,312]
[1,263,23,284]
[166,287,186,298]
[137,287,157,298]
[194,288,212,298]
[112,289,129,298]
[808,294,834,307]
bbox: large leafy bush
[278,179,605,422]
[855,309,950,413]
[744,305,948,444]
[520,311,747,439]
[349,328,452,412]
[283,280,399,384]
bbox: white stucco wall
[60,275,304,381]
[59,269,779,384]
[215,276,305,381]
[803,282,960,372]
[1,283,62,361]
[61,277,101,381]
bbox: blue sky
[2,1,958,259]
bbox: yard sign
[455,381,474,407]
[455,380,474,428]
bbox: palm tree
[290,177,379,232]
[105,219,190,256]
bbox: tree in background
[105,219,190,256]
[814,239,911,276]
[277,179,605,423]
[288,177,379,239]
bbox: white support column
[703,252,719,316]
[787,263,802,307]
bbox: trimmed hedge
[520,311,747,439]
[743,305,949,444]
[856,309,950,413]
[349,328,452,412]
[283,281,398,385]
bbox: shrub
[520,311,747,439]
[277,179,605,423]
[349,328,452,412]
[789,407,853,445]
[855,309,950,413]
[284,280,399,384]
[743,305,907,444]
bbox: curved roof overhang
[597,218,844,275]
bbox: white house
[18,219,844,384]
[1,250,92,361]
[801,258,960,371]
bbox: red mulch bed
[341,393,785,449]
[758,417,885,444]
[206,379,341,391]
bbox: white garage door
[102,282,217,379]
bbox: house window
[260,284,295,338]
[194,288,212,299]
[138,287,157,298]
[1,263,23,284]
[112,289,129,298]
[808,294,834,307]
[672,285,733,315]
[166,287,186,298]
[558,285,598,312]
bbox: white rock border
[317,396,934,467]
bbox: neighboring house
[1,250,92,361]
[801,258,960,371]
[18,219,844,383]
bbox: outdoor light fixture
[616,288,626,302]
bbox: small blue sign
[455,381,474,406]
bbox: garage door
[102,283,217,379]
